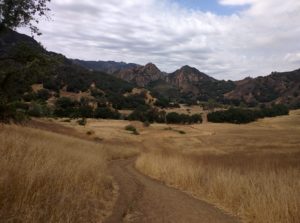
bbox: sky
[174,0,249,15]
[19,0,300,80]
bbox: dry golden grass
[30,118,141,160]
[0,124,115,223]
[136,150,300,223]
[165,105,204,115]
[26,111,300,223]
[136,110,300,223]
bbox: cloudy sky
[20,0,300,80]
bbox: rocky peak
[178,65,213,80]
[141,63,161,75]
[166,65,214,88]
[115,62,164,87]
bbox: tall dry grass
[136,150,300,223]
[0,124,115,223]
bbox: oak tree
[0,0,51,35]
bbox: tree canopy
[0,0,51,34]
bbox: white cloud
[285,53,300,64]
[19,0,300,80]
[219,0,254,6]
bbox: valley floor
[1,110,300,222]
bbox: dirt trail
[105,158,240,223]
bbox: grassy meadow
[0,124,138,223]
[135,110,300,223]
[1,110,299,222]
[54,110,300,223]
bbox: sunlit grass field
[1,110,299,223]
[135,110,300,223]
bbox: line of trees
[53,97,120,119]
[11,96,204,125]
[127,106,203,124]
[207,105,289,124]
[166,112,203,124]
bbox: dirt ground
[105,158,239,223]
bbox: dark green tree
[0,0,51,35]
[94,107,120,119]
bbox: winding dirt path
[105,158,240,223]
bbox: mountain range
[73,59,300,107]
[1,28,300,110]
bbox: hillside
[0,28,153,121]
[164,66,235,102]
[225,69,300,107]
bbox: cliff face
[115,64,216,93]
[165,65,215,93]
[116,63,165,87]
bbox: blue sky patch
[173,0,249,15]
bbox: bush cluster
[207,105,289,124]
[127,106,203,125]
[53,97,120,119]
[127,106,166,123]
[166,112,203,124]
[0,100,28,123]
[125,125,139,135]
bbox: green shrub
[94,107,120,119]
[28,102,51,117]
[125,125,136,132]
[128,107,165,123]
[28,103,43,117]
[154,97,170,108]
[0,101,28,123]
[166,112,202,124]
[125,125,139,135]
[36,89,51,101]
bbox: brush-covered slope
[164,65,235,102]
[0,28,157,120]
[225,69,300,107]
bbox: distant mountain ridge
[72,59,140,74]
[76,59,300,107]
[1,29,300,109]
[74,60,236,102]
[73,59,216,88]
